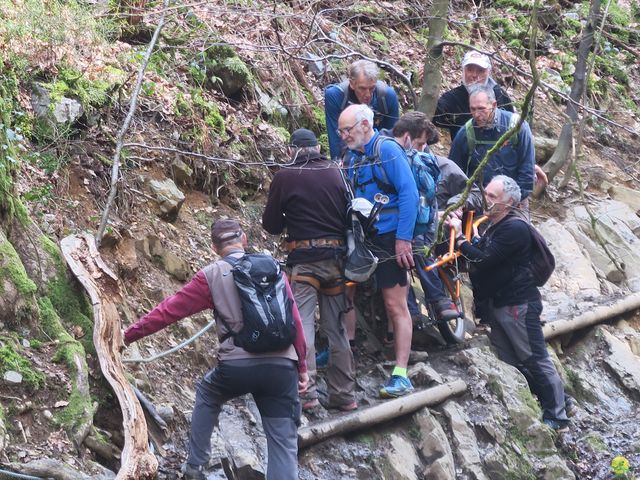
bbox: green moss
[29,339,43,349]
[44,65,113,109]
[0,240,37,296]
[583,432,608,452]
[517,386,542,417]
[54,383,94,431]
[0,343,46,390]
[39,236,94,353]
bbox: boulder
[601,328,640,399]
[381,433,421,480]
[171,157,193,187]
[409,362,443,387]
[161,250,191,281]
[605,183,640,215]
[441,401,489,480]
[542,454,576,480]
[414,408,455,480]
[3,370,22,384]
[533,136,558,164]
[148,178,185,222]
[572,200,640,291]
[537,217,600,300]
[31,84,83,124]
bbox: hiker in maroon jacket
[123,218,308,480]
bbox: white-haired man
[325,59,400,160]
[434,50,514,141]
[448,175,574,430]
[339,103,418,398]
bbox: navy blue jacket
[324,82,399,160]
[448,108,535,199]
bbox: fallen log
[61,233,158,479]
[298,379,467,448]
[543,292,640,340]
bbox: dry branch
[298,380,467,448]
[61,233,157,480]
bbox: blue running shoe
[315,349,329,368]
[380,375,414,398]
[543,418,570,432]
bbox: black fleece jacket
[459,213,539,307]
[262,150,348,264]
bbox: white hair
[468,83,496,102]
[492,175,521,204]
[353,104,374,125]
[349,60,379,82]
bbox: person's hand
[298,371,309,394]
[534,164,548,187]
[395,239,414,269]
[446,215,463,236]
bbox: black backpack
[221,254,296,353]
[511,218,555,286]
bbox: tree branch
[95,0,171,247]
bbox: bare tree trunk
[533,0,601,197]
[417,0,450,116]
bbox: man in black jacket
[448,175,572,430]
[433,50,514,141]
[262,128,356,412]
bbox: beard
[463,75,490,92]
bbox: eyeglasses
[336,120,362,137]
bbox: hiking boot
[543,418,570,432]
[435,299,460,322]
[315,348,330,368]
[182,463,206,480]
[565,397,578,418]
[379,375,414,398]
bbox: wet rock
[441,401,489,480]
[148,178,185,222]
[161,250,191,281]
[414,408,455,480]
[538,218,600,299]
[3,370,22,384]
[542,454,576,480]
[381,433,421,480]
[601,328,640,398]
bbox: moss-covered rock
[190,43,252,97]
[0,341,45,390]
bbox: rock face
[414,409,455,480]
[601,328,640,398]
[148,178,185,222]
[571,200,640,291]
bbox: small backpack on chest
[222,254,296,353]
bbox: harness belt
[291,274,345,296]
[286,238,344,252]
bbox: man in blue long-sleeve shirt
[449,84,535,205]
[325,60,399,160]
[340,104,417,398]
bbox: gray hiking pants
[187,358,300,480]
[487,299,569,422]
[291,258,355,407]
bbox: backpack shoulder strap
[464,118,476,155]
[376,80,388,116]
[508,112,521,146]
[337,80,350,111]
